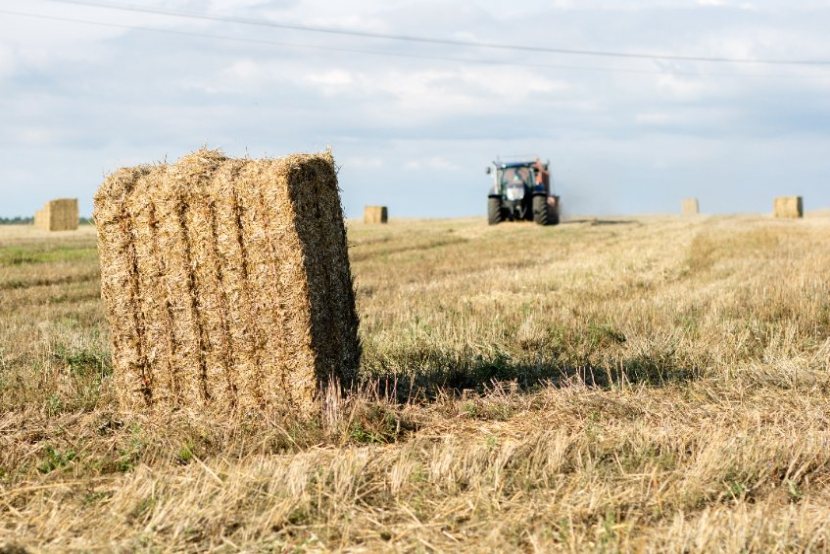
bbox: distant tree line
[0,216,34,225]
[0,216,94,225]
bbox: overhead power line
[0,8,791,79]
[42,0,830,67]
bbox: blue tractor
[486,159,560,226]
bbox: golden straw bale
[364,205,388,224]
[34,208,47,230]
[94,149,361,415]
[33,198,79,231]
[682,198,700,216]
[773,196,803,219]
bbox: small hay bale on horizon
[681,198,700,216]
[94,149,361,416]
[773,196,803,219]
[34,198,79,231]
[364,205,388,224]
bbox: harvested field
[94,150,360,414]
[33,198,79,232]
[2,212,830,551]
[364,205,388,224]
[774,195,804,218]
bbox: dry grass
[1,212,830,552]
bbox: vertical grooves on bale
[128,193,175,408]
[246,179,292,408]
[181,158,235,411]
[94,169,152,410]
[232,182,264,407]
[264,185,291,404]
[208,200,237,405]
[155,170,206,408]
[125,215,152,403]
[177,199,211,402]
[181,160,234,411]
[147,202,179,405]
[207,160,260,410]
[236,171,279,408]
[258,186,291,405]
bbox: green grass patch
[37,445,77,474]
[0,245,97,266]
[53,344,111,378]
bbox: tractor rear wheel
[532,194,549,226]
[488,196,503,225]
[549,196,561,225]
[549,208,560,225]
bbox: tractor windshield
[499,167,532,189]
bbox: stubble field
[1,213,830,552]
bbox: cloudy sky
[1,0,829,218]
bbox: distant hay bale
[33,198,79,231]
[94,149,361,415]
[773,196,803,219]
[682,198,700,216]
[364,205,388,224]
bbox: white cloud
[201,58,571,122]
[15,127,57,146]
[353,67,569,121]
[635,112,673,125]
[655,74,711,100]
[0,46,13,78]
[343,156,383,169]
[223,59,262,83]
[304,69,355,95]
[404,157,461,171]
[208,0,275,12]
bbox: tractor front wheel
[488,195,503,225]
[532,194,549,226]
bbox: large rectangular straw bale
[681,198,700,216]
[94,149,361,415]
[773,196,803,219]
[33,198,79,231]
[364,205,388,224]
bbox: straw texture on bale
[94,149,360,415]
[34,198,79,231]
[681,198,700,216]
[364,205,388,224]
[773,196,803,219]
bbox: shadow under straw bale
[361,349,701,402]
